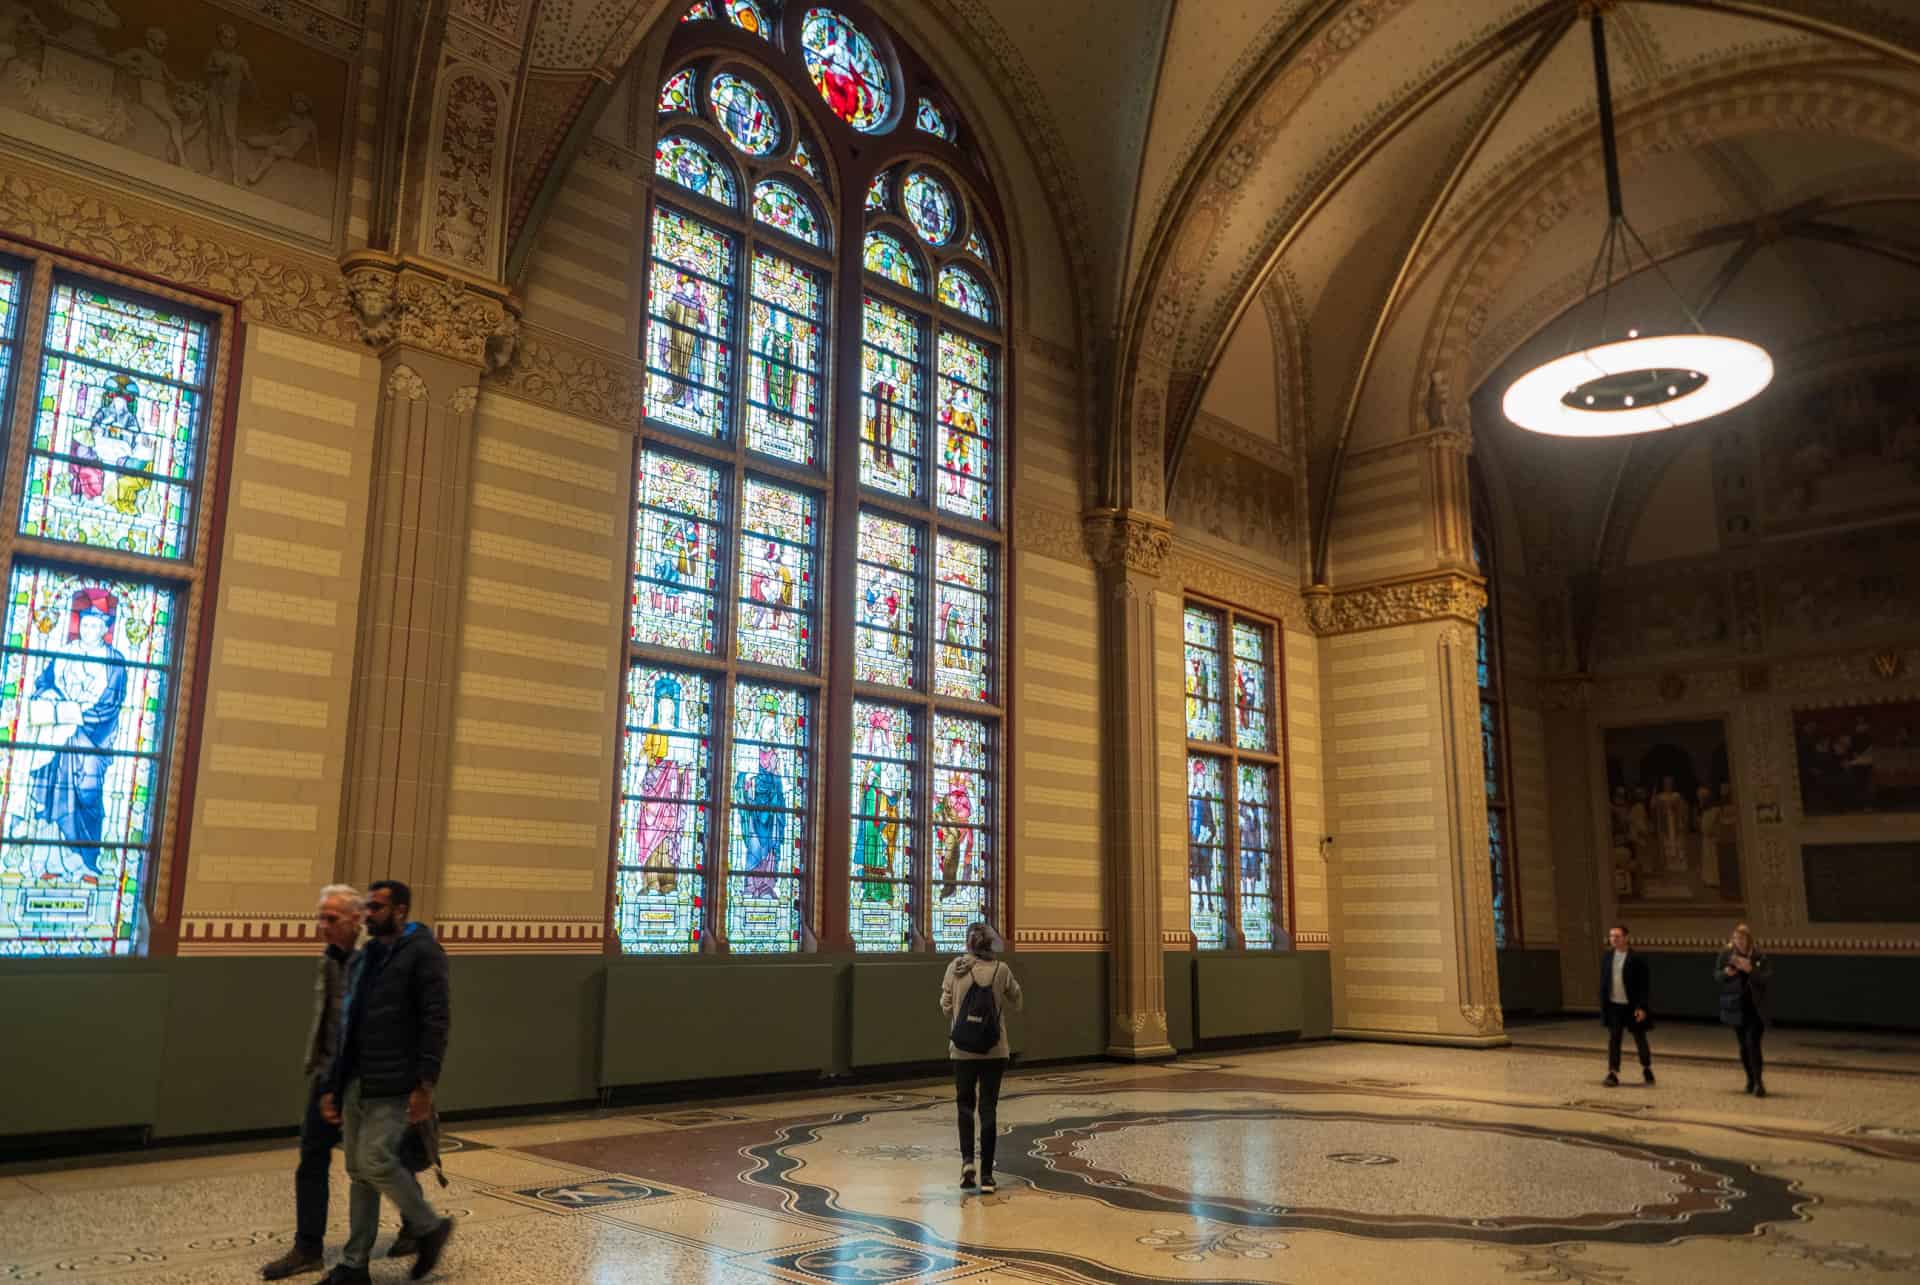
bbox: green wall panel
[1163,952,1195,1051]
[603,960,837,1086]
[439,956,604,1112]
[1496,949,1564,1017]
[155,958,315,1138]
[1193,951,1332,1041]
[849,959,954,1067]
[0,963,168,1137]
[1007,952,1107,1062]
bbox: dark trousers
[1603,1002,1652,1072]
[953,1058,1008,1175]
[1736,1016,1766,1084]
[295,1081,342,1253]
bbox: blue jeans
[341,1080,440,1268]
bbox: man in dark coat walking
[1598,923,1655,1087]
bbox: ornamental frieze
[1083,508,1175,577]
[1305,573,1487,635]
[341,251,520,369]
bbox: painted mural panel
[1602,719,1743,912]
[1793,700,1920,817]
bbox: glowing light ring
[1502,334,1773,437]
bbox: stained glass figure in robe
[850,699,915,951]
[631,450,723,654]
[935,329,994,522]
[726,683,808,952]
[799,8,892,133]
[737,479,816,669]
[1187,754,1227,949]
[747,251,823,465]
[1237,763,1278,949]
[1489,807,1508,949]
[902,173,957,246]
[710,73,781,155]
[859,295,924,497]
[931,713,991,951]
[865,171,890,213]
[752,181,823,248]
[1231,620,1272,752]
[654,135,738,207]
[658,68,695,113]
[23,285,210,560]
[1183,606,1224,742]
[615,665,713,954]
[915,97,955,141]
[937,266,992,325]
[964,229,991,267]
[933,534,991,701]
[645,207,736,438]
[855,511,918,689]
[862,232,922,292]
[0,565,176,956]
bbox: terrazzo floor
[5,1024,1919,1284]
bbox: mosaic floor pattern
[4,1027,1919,1283]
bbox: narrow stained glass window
[902,173,956,246]
[915,97,955,141]
[737,478,816,669]
[1188,754,1228,949]
[855,510,919,689]
[659,67,695,113]
[937,266,992,325]
[752,180,823,248]
[0,262,18,420]
[645,207,736,437]
[862,232,922,293]
[1481,701,1500,799]
[851,699,914,950]
[934,534,991,701]
[710,73,781,155]
[631,450,724,654]
[747,250,823,465]
[726,683,808,952]
[1232,620,1272,752]
[0,565,176,956]
[24,284,211,560]
[931,714,990,951]
[800,8,893,134]
[615,665,713,954]
[935,329,993,522]
[859,295,923,496]
[1489,807,1508,950]
[965,229,991,267]
[1237,764,1277,949]
[655,134,738,207]
[1183,605,1225,743]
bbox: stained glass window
[682,0,716,19]
[737,479,817,669]
[0,565,176,956]
[937,266,992,324]
[862,232,922,292]
[933,535,991,702]
[931,714,990,951]
[727,683,807,951]
[747,251,823,465]
[851,700,914,950]
[0,263,17,418]
[1188,754,1228,949]
[1231,621,1272,752]
[1237,764,1277,949]
[659,67,695,113]
[915,97,955,141]
[865,171,890,213]
[615,665,713,953]
[800,8,892,134]
[631,450,723,654]
[1489,807,1508,950]
[655,134,738,207]
[792,140,821,181]
[855,510,918,689]
[645,207,736,437]
[710,73,781,155]
[901,173,956,246]
[859,295,924,496]
[1481,702,1499,799]
[965,229,992,267]
[935,329,993,522]
[23,284,211,560]
[1183,605,1225,743]
[752,180,823,247]
[1472,465,1516,948]
[722,0,767,36]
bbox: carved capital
[1083,508,1175,577]
[386,364,428,402]
[339,252,521,369]
[1305,572,1488,636]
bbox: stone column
[1084,507,1177,1060]
[337,253,519,915]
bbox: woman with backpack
[1716,922,1773,1097]
[940,922,1024,1193]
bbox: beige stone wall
[1499,582,1557,946]
[1154,587,1191,946]
[1284,629,1330,946]
[1324,444,1431,586]
[519,151,641,354]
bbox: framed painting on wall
[1792,700,1920,817]
[1601,718,1744,911]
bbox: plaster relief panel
[1590,576,1733,668]
[1169,424,1297,572]
[423,66,507,273]
[1756,366,1920,534]
[1763,522,1920,651]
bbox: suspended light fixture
[1501,11,1772,438]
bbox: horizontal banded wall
[1499,580,1556,947]
[1285,629,1330,947]
[1155,588,1193,947]
[520,149,640,354]
[1325,443,1431,585]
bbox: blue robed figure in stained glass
[25,588,127,884]
[737,747,785,898]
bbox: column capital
[1082,507,1175,578]
[340,251,521,371]
[1305,572,1487,636]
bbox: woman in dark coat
[1716,922,1773,1097]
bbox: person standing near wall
[1717,922,1773,1098]
[940,922,1023,1194]
[1598,924,1655,1087]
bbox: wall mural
[1793,699,1920,817]
[0,0,349,242]
[1169,430,1296,566]
[1758,367,1920,532]
[1602,719,1744,912]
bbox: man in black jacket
[1598,923,1655,1087]
[318,881,453,1283]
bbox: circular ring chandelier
[1502,14,1772,437]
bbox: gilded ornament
[1872,649,1907,681]
[1083,509,1174,577]
[1306,573,1487,635]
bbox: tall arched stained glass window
[1471,461,1518,948]
[626,10,1007,956]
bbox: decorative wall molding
[439,920,605,954]
[491,322,645,428]
[178,916,323,956]
[1343,427,1474,468]
[1171,547,1310,634]
[1084,507,1175,577]
[341,251,521,367]
[1012,928,1111,951]
[1306,572,1487,636]
[1628,935,1920,954]
[1013,501,1094,568]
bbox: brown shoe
[260,1246,324,1279]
